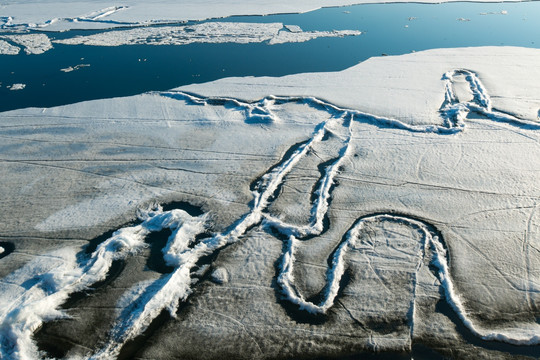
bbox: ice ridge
[0,69,539,359]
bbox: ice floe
[0,39,20,55]
[0,0,527,31]
[60,64,91,73]
[0,34,52,55]
[54,22,361,47]
[0,46,539,359]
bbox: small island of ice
[8,83,26,91]
[0,34,52,55]
[55,22,361,47]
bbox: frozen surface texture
[0,0,528,31]
[0,47,539,359]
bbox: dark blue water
[1,1,539,112]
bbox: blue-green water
[0,1,539,112]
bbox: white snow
[8,83,26,91]
[180,46,540,125]
[0,46,540,358]
[210,267,230,284]
[0,34,52,55]
[284,24,303,33]
[0,39,20,55]
[55,22,361,47]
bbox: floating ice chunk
[210,267,230,284]
[479,10,509,16]
[457,17,471,22]
[0,246,4,254]
[8,83,25,91]
[54,22,361,47]
[284,24,302,33]
[0,34,52,55]
[55,22,279,46]
[60,63,91,72]
[0,39,20,55]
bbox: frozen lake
[1,1,540,112]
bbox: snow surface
[55,22,361,47]
[0,34,52,54]
[0,0,529,31]
[0,39,20,55]
[180,46,540,125]
[0,46,539,359]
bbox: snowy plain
[0,44,539,359]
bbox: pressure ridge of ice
[1,68,539,359]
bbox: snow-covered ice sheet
[0,46,539,359]
[0,0,528,32]
[55,22,361,47]
[180,46,540,126]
